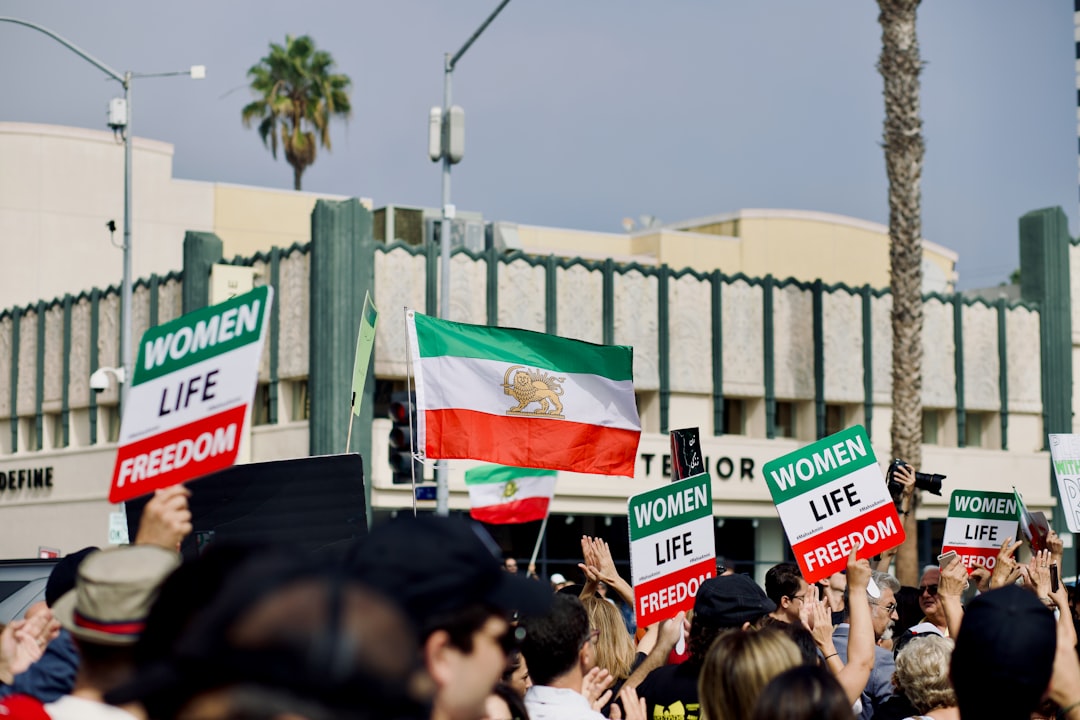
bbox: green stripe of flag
[465,464,558,486]
[413,313,633,381]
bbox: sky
[0,1,1074,290]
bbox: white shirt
[525,684,606,720]
[45,695,140,720]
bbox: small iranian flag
[466,465,557,524]
[406,310,641,476]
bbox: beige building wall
[0,123,215,310]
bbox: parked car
[0,559,58,625]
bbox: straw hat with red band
[52,545,180,647]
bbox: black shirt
[635,660,702,720]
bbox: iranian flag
[466,465,557,524]
[406,310,641,476]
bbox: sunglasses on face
[920,584,939,597]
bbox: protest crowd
[0,467,1077,720]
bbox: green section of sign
[948,490,1017,520]
[762,425,878,504]
[134,286,271,386]
[628,473,713,540]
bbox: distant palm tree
[878,0,924,586]
[242,35,352,191]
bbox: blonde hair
[893,634,957,713]
[698,627,802,720]
[581,596,637,680]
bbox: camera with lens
[887,459,945,496]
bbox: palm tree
[242,35,352,191]
[878,0,924,586]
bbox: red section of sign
[634,557,716,628]
[108,405,247,503]
[940,545,998,573]
[792,502,905,584]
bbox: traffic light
[389,391,423,484]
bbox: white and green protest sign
[1049,434,1080,534]
[941,490,1018,571]
[628,472,716,627]
[108,286,273,503]
[762,425,904,583]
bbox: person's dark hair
[773,620,820,666]
[764,563,804,606]
[491,682,530,720]
[893,585,923,635]
[71,638,136,692]
[519,594,589,686]
[750,665,852,720]
[501,649,524,685]
[430,602,503,654]
[687,618,726,662]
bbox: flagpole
[529,511,549,573]
[405,308,418,518]
[345,393,356,454]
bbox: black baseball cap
[347,515,551,631]
[693,574,775,628]
[951,585,1055,719]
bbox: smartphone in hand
[937,550,958,571]
[1051,563,1060,594]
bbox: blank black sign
[125,453,367,558]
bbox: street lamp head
[190,65,206,80]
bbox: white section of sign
[629,515,715,585]
[942,518,1018,550]
[775,464,892,540]
[1049,434,1080,534]
[119,344,262,444]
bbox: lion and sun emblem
[501,365,566,418]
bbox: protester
[348,515,551,720]
[46,545,181,719]
[502,650,532,699]
[763,562,808,625]
[891,635,957,720]
[518,594,607,720]
[750,665,853,720]
[634,574,775,719]
[831,567,900,719]
[914,566,948,636]
[483,682,530,720]
[951,584,1057,720]
[580,596,655,716]
[697,626,802,720]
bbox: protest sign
[1014,487,1049,553]
[125,453,367,557]
[628,472,715,627]
[941,490,1018,571]
[1049,434,1080,533]
[108,286,272,504]
[762,425,904,583]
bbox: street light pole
[0,18,203,410]
[434,0,512,516]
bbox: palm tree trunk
[878,0,924,587]
[293,163,303,191]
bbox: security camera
[90,367,125,393]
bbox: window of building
[965,412,994,448]
[824,404,848,437]
[775,401,796,438]
[252,383,271,426]
[291,380,310,422]
[922,410,942,445]
[18,418,36,453]
[46,413,65,449]
[722,398,745,435]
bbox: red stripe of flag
[470,496,551,525]
[424,408,639,477]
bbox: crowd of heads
[2,489,1079,720]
